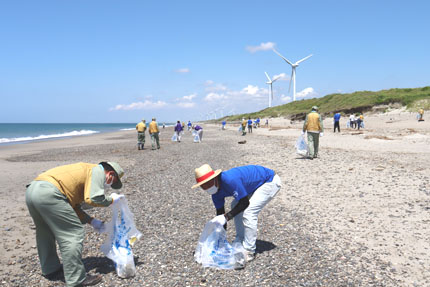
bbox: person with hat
[241,118,247,136]
[192,164,282,262]
[149,118,160,150]
[302,106,324,159]
[25,161,125,286]
[136,119,147,150]
[418,108,424,121]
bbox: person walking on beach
[357,114,363,130]
[174,120,183,142]
[349,114,356,129]
[265,119,269,127]
[247,117,253,133]
[333,112,341,133]
[149,118,160,150]
[222,120,226,130]
[187,121,192,131]
[303,106,324,159]
[25,162,125,286]
[135,119,146,150]
[192,164,282,262]
[194,124,203,142]
[241,118,247,136]
[418,108,424,121]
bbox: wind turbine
[264,72,280,108]
[273,49,312,102]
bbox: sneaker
[245,251,256,262]
[43,267,64,280]
[80,274,102,286]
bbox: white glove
[90,219,105,233]
[210,215,227,226]
[111,193,125,203]
[301,131,305,135]
[320,132,324,137]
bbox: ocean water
[0,123,172,145]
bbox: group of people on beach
[135,118,160,150]
[25,159,281,286]
[240,117,261,135]
[173,120,203,143]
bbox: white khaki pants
[231,174,282,253]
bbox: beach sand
[0,111,428,286]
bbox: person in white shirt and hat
[192,164,282,262]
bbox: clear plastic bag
[171,133,178,141]
[194,221,246,270]
[295,135,309,157]
[101,198,142,278]
[192,131,200,143]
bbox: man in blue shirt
[192,164,282,262]
[334,112,341,133]
[247,118,253,133]
[187,120,192,131]
[221,120,226,130]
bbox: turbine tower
[264,72,279,108]
[273,49,312,102]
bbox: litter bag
[193,131,200,143]
[171,133,178,142]
[101,198,142,278]
[194,221,246,270]
[295,135,309,157]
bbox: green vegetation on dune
[224,86,430,121]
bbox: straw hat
[191,164,222,189]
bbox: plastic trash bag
[101,198,142,278]
[171,133,177,142]
[295,135,309,157]
[193,131,200,143]
[194,221,246,270]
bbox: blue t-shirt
[334,113,341,122]
[247,120,252,125]
[211,165,275,209]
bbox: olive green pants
[25,181,86,287]
[150,132,160,149]
[307,132,320,158]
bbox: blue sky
[1,0,429,123]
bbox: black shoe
[43,267,64,280]
[80,274,102,286]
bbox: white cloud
[273,73,289,81]
[110,100,167,111]
[175,68,190,73]
[296,87,318,99]
[177,102,196,108]
[242,85,259,95]
[204,92,227,102]
[280,94,292,103]
[205,80,214,85]
[182,94,196,101]
[205,83,227,92]
[246,42,276,53]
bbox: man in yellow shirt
[418,108,424,121]
[25,162,125,286]
[149,118,160,150]
[135,119,146,150]
[303,106,324,159]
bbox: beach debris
[238,140,247,144]
[374,165,386,171]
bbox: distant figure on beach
[418,108,424,121]
[192,164,282,262]
[25,162,125,286]
[149,118,161,150]
[136,119,146,150]
[265,118,269,127]
[174,120,183,142]
[222,120,226,130]
[333,112,341,133]
[194,125,203,142]
[187,120,192,131]
[357,114,363,130]
[303,106,324,159]
[256,117,260,128]
[241,118,247,136]
[162,123,165,129]
[247,117,253,133]
[349,114,356,129]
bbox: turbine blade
[264,72,271,81]
[296,54,313,64]
[288,69,294,92]
[273,49,293,66]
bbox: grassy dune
[224,86,430,121]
